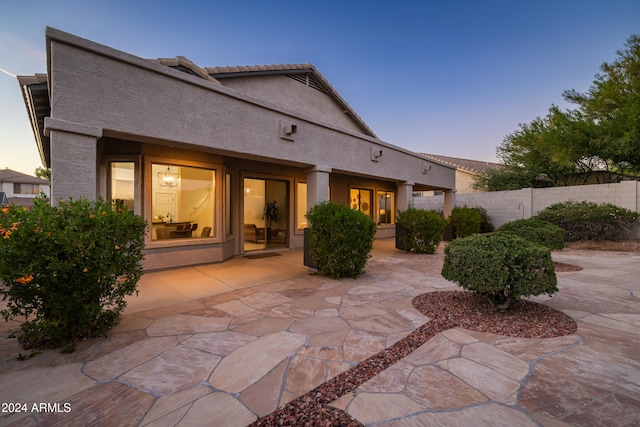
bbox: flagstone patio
[0,239,639,426]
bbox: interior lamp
[158,166,179,187]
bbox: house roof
[420,154,502,175]
[0,168,48,185]
[17,74,49,167]
[154,59,377,137]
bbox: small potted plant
[262,201,279,242]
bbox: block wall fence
[412,181,640,237]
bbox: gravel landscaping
[251,289,577,426]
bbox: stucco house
[419,154,501,194]
[0,168,50,207]
[18,27,455,269]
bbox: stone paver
[0,243,639,426]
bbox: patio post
[396,181,414,211]
[306,165,331,210]
[443,189,456,217]
[45,117,102,204]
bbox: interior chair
[201,226,211,237]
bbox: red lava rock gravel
[250,290,577,427]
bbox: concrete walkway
[0,239,639,426]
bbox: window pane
[152,164,215,240]
[14,183,38,194]
[110,162,135,210]
[377,191,395,224]
[350,188,372,217]
[297,182,307,229]
[225,172,232,236]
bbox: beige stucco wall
[216,74,365,135]
[414,181,640,237]
[42,28,456,268]
[46,29,454,193]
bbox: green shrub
[441,233,558,309]
[449,206,482,238]
[0,197,147,351]
[496,218,565,250]
[534,201,639,241]
[306,201,376,279]
[473,206,495,233]
[396,208,446,254]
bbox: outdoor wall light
[371,147,383,161]
[158,166,179,187]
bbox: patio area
[1,239,639,426]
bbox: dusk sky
[1,0,639,175]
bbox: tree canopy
[475,34,640,191]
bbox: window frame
[144,156,223,247]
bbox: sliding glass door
[243,178,288,251]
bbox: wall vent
[287,73,327,94]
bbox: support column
[306,165,331,211]
[396,181,414,212]
[45,118,102,203]
[443,189,456,217]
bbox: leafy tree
[475,34,640,191]
[35,167,51,181]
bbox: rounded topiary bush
[449,206,482,238]
[306,201,376,279]
[396,208,446,254]
[0,197,147,351]
[441,233,558,309]
[496,218,565,250]
[534,201,639,242]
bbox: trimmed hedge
[441,233,558,309]
[496,218,565,250]
[0,197,147,351]
[449,206,482,238]
[306,201,376,279]
[396,208,446,254]
[534,201,638,242]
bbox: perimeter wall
[413,181,640,237]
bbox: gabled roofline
[158,60,377,138]
[420,153,502,175]
[17,74,50,167]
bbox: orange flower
[15,274,33,285]
[10,222,19,231]
[34,226,41,233]
[118,277,127,284]
[83,268,88,273]
[1,207,9,214]
[115,244,120,250]
[3,230,11,239]
[23,206,29,211]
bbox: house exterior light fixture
[158,166,179,187]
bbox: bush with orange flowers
[0,197,147,351]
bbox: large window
[152,164,215,240]
[110,162,135,210]
[377,190,395,225]
[13,183,38,195]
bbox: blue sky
[1,0,639,175]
